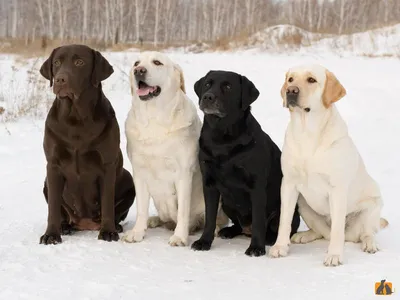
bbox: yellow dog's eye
[134,61,140,67]
[288,77,293,83]
[75,59,84,66]
[153,60,163,66]
[53,59,61,67]
[307,77,316,83]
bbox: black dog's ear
[241,75,260,110]
[91,50,114,87]
[194,76,205,99]
[40,47,59,87]
[194,71,211,99]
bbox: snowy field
[0,50,399,300]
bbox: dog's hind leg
[345,198,382,254]
[291,195,327,243]
[147,216,163,228]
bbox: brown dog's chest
[55,146,104,177]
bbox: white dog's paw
[291,230,322,244]
[168,234,188,247]
[269,244,289,258]
[122,229,145,243]
[147,216,162,228]
[214,225,221,237]
[324,253,343,267]
[361,236,379,254]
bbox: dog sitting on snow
[123,51,227,246]
[269,64,388,266]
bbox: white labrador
[269,64,388,266]
[123,51,227,246]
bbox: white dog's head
[130,51,185,101]
[280,64,346,113]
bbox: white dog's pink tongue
[137,86,156,96]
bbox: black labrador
[39,44,135,245]
[191,70,300,256]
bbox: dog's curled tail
[380,218,389,229]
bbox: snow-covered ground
[0,50,399,300]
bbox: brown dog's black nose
[286,86,299,96]
[55,73,68,85]
[202,93,216,103]
[134,66,147,76]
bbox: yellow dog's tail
[380,218,389,229]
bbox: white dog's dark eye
[153,60,163,66]
[134,61,140,67]
[53,59,61,67]
[307,77,316,83]
[288,77,294,83]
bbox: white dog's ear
[174,64,186,94]
[322,70,346,108]
[280,72,288,108]
[129,66,135,96]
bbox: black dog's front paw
[245,245,266,257]
[191,239,212,251]
[61,222,74,235]
[218,225,242,239]
[40,233,62,245]
[98,230,119,242]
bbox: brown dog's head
[40,44,114,100]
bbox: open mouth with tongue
[136,80,161,101]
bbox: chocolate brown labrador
[39,44,135,245]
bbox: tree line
[0,0,399,47]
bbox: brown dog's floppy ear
[174,64,186,94]
[91,50,114,88]
[40,47,59,87]
[241,75,259,110]
[280,72,289,108]
[322,70,346,108]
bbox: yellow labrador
[269,64,388,266]
[123,51,227,246]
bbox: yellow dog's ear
[322,70,346,108]
[174,64,186,94]
[129,66,135,96]
[280,72,288,108]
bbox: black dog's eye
[75,59,84,66]
[53,59,61,67]
[307,77,317,83]
[224,84,231,90]
[288,77,294,83]
[153,60,163,66]
[134,61,140,67]
[205,82,211,88]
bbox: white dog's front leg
[269,178,299,258]
[123,177,150,243]
[324,187,347,267]
[169,173,192,246]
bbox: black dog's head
[40,44,114,100]
[194,71,259,119]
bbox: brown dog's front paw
[98,230,119,242]
[40,233,62,245]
